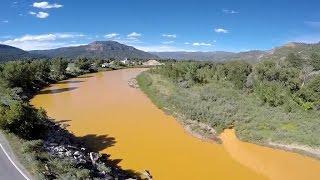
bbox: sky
[0,0,320,52]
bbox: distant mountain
[31,41,158,60]
[262,42,320,61]
[3,41,320,63]
[0,44,38,62]
[152,50,267,62]
[152,51,235,61]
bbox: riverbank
[31,68,320,180]
[136,71,320,160]
[0,60,141,179]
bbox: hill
[0,44,37,62]
[31,41,158,60]
[262,42,320,61]
[152,50,266,62]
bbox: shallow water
[31,68,320,180]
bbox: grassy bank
[137,64,320,158]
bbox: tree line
[151,52,320,111]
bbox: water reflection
[56,80,84,84]
[38,87,78,95]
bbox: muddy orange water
[31,68,320,180]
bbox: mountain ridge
[30,41,158,60]
[151,50,266,62]
[1,41,320,62]
[0,44,40,62]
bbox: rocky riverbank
[41,120,141,179]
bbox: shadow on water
[75,133,145,179]
[78,134,116,152]
[38,87,78,95]
[52,119,145,179]
[56,80,84,84]
[55,119,72,124]
[76,75,94,79]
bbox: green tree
[50,58,68,80]
[298,75,320,103]
[310,53,320,71]
[0,61,35,90]
[286,53,303,69]
[30,60,51,83]
[224,61,252,89]
[74,57,91,71]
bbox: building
[121,58,129,64]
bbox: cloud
[0,33,86,50]
[29,11,49,18]
[33,2,63,9]
[1,20,9,23]
[184,42,190,45]
[162,34,177,38]
[135,45,192,52]
[222,9,239,14]
[192,42,212,46]
[162,41,175,44]
[127,32,142,39]
[104,33,119,39]
[214,28,229,33]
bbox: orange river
[31,68,320,180]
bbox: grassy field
[137,71,320,158]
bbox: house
[121,58,129,64]
[143,60,164,66]
[101,62,110,68]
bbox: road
[0,133,30,180]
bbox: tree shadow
[38,87,78,95]
[48,118,144,179]
[76,75,94,79]
[77,134,116,152]
[55,119,72,124]
[74,133,144,179]
[101,153,146,179]
[56,80,84,84]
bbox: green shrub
[254,81,289,107]
[310,53,320,71]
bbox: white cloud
[214,28,229,33]
[162,34,177,38]
[33,2,63,9]
[162,41,175,44]
[29,11,49,19]
[0,33,86,50]
[127,32,141,39]
[1,20,9,23]
[222,9,239,14]
[135,45,192,52]
[104,33,119,39]
[184,42,190,45]
[192,42,212,46]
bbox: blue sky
[0,0,320,52]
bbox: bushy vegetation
[138,56,320,151]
